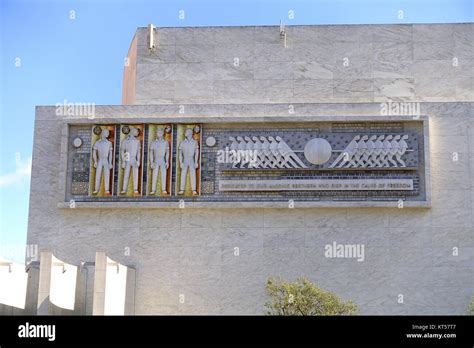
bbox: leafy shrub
[265,276,358,315]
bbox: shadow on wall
[0,252,135,315]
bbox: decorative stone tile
[372,60,413,79]
[372,25,413,42]
[414,41,454,60]
[374,78,415,102]
[176,45,215,63]
[333,79,374,100]
[414,78,457,101]
[213,62,254,80]
[373,41,413,61]
[137,45,176,64]
[213,44,255,63]
[293,61,333,80]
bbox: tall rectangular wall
[28,101,474,314]
[130,24,473,104]
[27,23,474,315]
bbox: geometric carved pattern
[330,134,410,168]
[71,181,89,195]
[227,136,307,169]
[66,121,426,203]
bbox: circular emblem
[93,126,102,135]
[122,125,130,135]
[72,137,82,148]
[205,136,216,147]
[304,138,333,165]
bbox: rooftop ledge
[58,201,431,209]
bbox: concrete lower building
[21,23,474,315]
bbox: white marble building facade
[26,23,473,315]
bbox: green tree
[265,276,358,315]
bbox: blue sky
[0,0,472,261]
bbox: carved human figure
[329,135,360,168]
[275,136,291,168]
[244,136,254,151]
[268,136,283,168]
[381,135,394,167]
[388,135,401,167]
[236,136,248,168]
[364,135,377,167]
[252,136,267,168]
[244,136,258,168]
[396,135,408,167]
[354,135,369,167]
[92,129,113,194]
[149,127,170,194]
[260,136,277,168]
[328,133,410,169]
[178,128,199,195]
[121,127,141,194]
[371,135,385,167]
[229,136,239,168]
